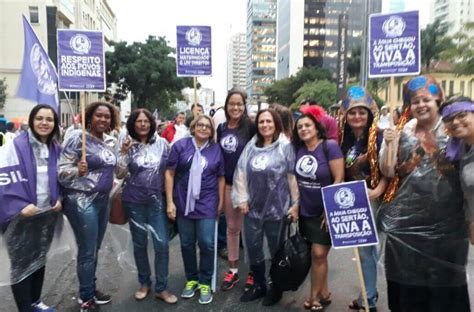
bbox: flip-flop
[304,299,313,310]
[319,292,332,306]
[349,299,364,310]
[310,302,324,311]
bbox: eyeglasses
[196,122,212,130]
[443,111,470,124]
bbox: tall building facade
[227,33,247,92]
[430,0,474,36]
[246,0,277,105]
[0,0,117,121]
[276,0,381,79]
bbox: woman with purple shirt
[115,109,177,304]
[59,101,120,312]
[165,115,225,305]
[232,109,299,306]
[293,106,344,311]
[217,89,256,291]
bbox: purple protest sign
[321,181,378,249]
[176,26,212,77]
[368,11,420,78]
[57,29,105,91]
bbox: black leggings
[10,266,45,312]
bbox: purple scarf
[0,132,60,223]
[184,138,209,216]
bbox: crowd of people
[0,76,473,312]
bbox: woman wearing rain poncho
[0,104,63,312]
[232,109,299,306]
[378,75,470,312]
[59,101,120,312]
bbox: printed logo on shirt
[334,187,356,209]
[251,154,269,171]
[101,149,116,165]
[296,155,318,179]
[200,156,208,170]
[136,152,159,169]
[220,134,238,153]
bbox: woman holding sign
[59,101,120,312]
[0,104,63,312]
[379,76,470,312]
[292,106,344,311]
[440,96,474,245]
[340,86,388,312]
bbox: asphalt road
[2,224,474,312]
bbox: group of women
[0,75,472,312]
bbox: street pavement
[2,225,474,312]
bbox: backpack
[270,219,311,291]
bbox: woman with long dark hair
[232,109,299,306]
[0,104,62,312]
[116,108,177,303]
[218,88,256,291]
[292,105,344,311]
[59,101,120,312]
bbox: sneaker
[221,271,240,291]
[79,299,100,312]
[262,283,282,306]
[243,272,254,291]
[240,284,266,302]
[77,290,111,305]
[181,280,199,298]
[198,284,213,304]
[32,301,56,312]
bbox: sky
[107,0,429,103]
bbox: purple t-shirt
[295,139,343,217]
[122,138,169,204]
[218,127,248,185]
[167,137,224,219]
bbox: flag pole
[80,92,86,161]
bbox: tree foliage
[347,45,361,78]
[421,19,454,71]
[441,22,474,75]
[294,80,337,109]
[0,78,7,110]
[105,36,193,110]
[264,67,332,105]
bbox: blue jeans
[64,192,109,302]
[123,198,169,293]
[357,244,380,308]
[176,217,215,286]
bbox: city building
[430,0,474,36]
[227,33,247,92]
[246,0,277,106]
[181,87,215,113]
[383,0,405,13]
[0,0,117,124]
[276,0,381,79]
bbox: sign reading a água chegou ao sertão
[322,181,379,249]
[369,11,420,78]
[176,26,212,77]
[57,29,105,91]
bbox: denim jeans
[176,217,215,286]
[64,192,109,302]
[357,244,380,308]
[123,197,169,293]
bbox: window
[442,80,446,92]
[460,81,465,95]
[29,6,39,23]
[449,80,454,96]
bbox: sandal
[349,299,363,310]
[304,299,313,310]
[319,292,332,306]
[310,302,324,311]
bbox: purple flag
[16,15,59,111]
[176,26,212,77]
[368,11,420,78]
[57,29,105,91]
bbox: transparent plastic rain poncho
[232,135,299,264]
[378,119,469,287]
[0,133,75,286]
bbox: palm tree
[441,22,474,76]
[421,19,453,71]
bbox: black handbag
[270,219,311,291]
